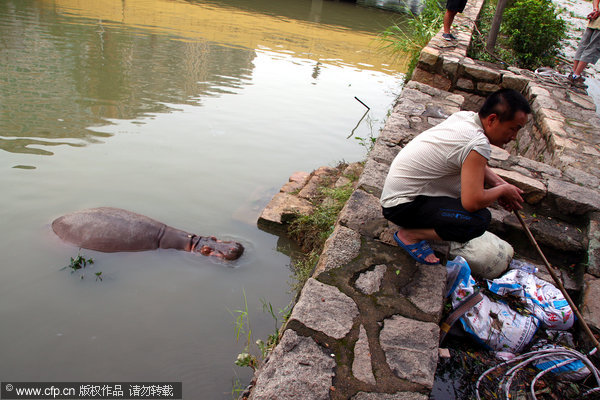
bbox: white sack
[449,231,513,279]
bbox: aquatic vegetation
[66,253,94,271]
[61,252,102,281]
[230,290,292,372]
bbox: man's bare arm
[484,165,507,187]
[461,151,524,212]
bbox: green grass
[287,166,357,293]
[377,0,444,79]
[289,183,353,254]
[230,291,292,374]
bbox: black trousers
[382,195,490,243]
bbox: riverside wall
[245,0,600,398]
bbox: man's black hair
[479,89,531,122]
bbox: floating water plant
[66,253,94,271]
[61,252,102,281]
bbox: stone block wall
[411,0,600,179]
[410,0,600,273]
[246,0,600,397]
[250,79,600,399]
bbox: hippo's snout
[192,236,244,261]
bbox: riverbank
[244,0,600,398]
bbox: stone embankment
[245,0,600,398]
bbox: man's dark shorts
[446,0,468,13]
[382,195,491,243]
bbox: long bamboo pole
[514,211,600,352]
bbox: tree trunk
[486,0,508,53]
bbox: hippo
[52,207,244,260]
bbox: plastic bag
[530,340,590,380]
[445,256,472,298]
[459,294,539,353]
[446,258,539,353]
[488,266,574,330]
[447,257,478,307]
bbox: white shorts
[575,27,600,64]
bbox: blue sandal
[393,232,438,265]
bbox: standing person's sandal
[393,232,439,265]
[569,74,587,89]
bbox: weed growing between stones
[288,182,354,291]
[286,162,361,293]
[230,290,292,372]
[289,184,354,252]
[289,250,320,295]
[258,298,292,358]
[353,114,378,154]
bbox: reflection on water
[1,0,257,155]
[0,0,409,157]
[358,0,424,14]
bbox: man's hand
[587,10,600,21]
[497,183,524,211]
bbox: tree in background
[502,0,567,69]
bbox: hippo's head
[191,236,244,261]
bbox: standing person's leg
[572,60,582,75]
[572,29,590,79]
[443,0,468,40]
[571,28,600,84]
[443,10,458,35]
[574,60,589,76]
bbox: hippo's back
[52,207,166,252]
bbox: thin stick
[354,96,370,110]
[514,211,600,352]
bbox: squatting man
[380,89,531,266]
